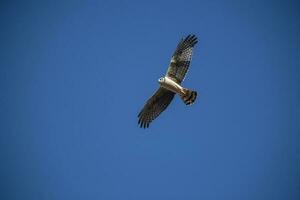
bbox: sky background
[1,0,300,199]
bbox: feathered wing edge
[138,88,175,128]
[175,34,198,53]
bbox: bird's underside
[160,76,185,96]
[138,35,198,128]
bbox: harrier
[138,35,198,128]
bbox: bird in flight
[138,35,199,128]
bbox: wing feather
[138,87,175,128]
[166,35,198,83]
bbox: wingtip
[138,119,149,129]
[183,34,199,47]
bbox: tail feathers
[181,89,197,105]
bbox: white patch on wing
[171,57,176,63]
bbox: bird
[138,34,199,128]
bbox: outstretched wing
[138,87,175,128]
[166,35,198,83]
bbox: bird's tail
[181,89,197,105]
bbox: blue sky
[1,0,300,199]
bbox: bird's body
[159,76,184,96]
[138,35,199,128]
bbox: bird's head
[158,77,165,83]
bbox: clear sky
[1,0,300,199]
